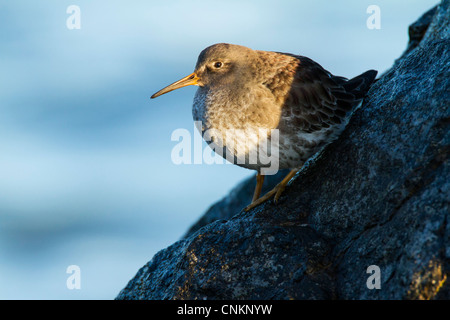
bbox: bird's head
[151,43,257,99]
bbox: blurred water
[0,0,438,299]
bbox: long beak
[151,72,199,99]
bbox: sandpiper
[151,43,377,211]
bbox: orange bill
[151,73,199,99]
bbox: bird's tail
[343,70,378,100]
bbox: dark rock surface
[117,1,449,300]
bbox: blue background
[0,0,438,299]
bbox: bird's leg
[252,172,265,202]
[244,168,299,212]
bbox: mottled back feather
[260,52,377,133]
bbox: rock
[402,6,437,57]
[182,169,290,239]
[117,1,449,300]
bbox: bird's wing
[263,54,359,133]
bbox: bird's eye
[214,62,223,68]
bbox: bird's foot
[244,168,301,212]
[244,182,288,212]
[244,168,299,212]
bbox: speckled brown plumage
[188,44,377,170]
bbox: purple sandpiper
[151,43,377,211]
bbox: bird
[151,43,377,211]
